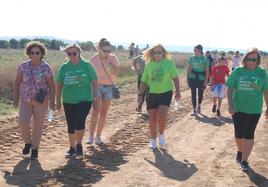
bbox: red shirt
[211,65,230,84]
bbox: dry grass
[0,49,190,97]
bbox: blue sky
[1,0,268,51]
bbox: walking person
[56,42,98,158]
[132,51,146,112]
[87,38,119,145]
[137,44,181,149]
[227,48,268,172]
[210,57,230,116]
[232,51,241,71]
[13,41,55,159]
[187,45,209,115]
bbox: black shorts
[232,112,261,139]
[63,101,92,134]
[146,91,172,110]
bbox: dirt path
[0,79,267,187]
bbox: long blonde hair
[143,43,171,63]
[241,48,262,67]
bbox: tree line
[0,38,125,51]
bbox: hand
[50,101,55,111]
[228,106,234,115]
[56,100,61,111]
[174,92,181,101]
[204,81,208,89]
[186,77,189,87]
[265,108,268,120]
[13,99,19,108]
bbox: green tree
[79,41,94,51]
[18,38,31,48]
[0,40,9,48]
[49,39,64,50]
[117,45,124,50]
[9,39,19,49]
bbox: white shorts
[212,84,225,99]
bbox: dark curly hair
[25,41,47,59]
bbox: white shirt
[232,55,241,68]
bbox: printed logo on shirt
[151,68,164,83]
[238,76,261,92]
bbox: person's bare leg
[148,109,158,139]
[89,98,100,136]
[75,130,84,144]
[235,138,243,152]
[242,139,254,161]
[96,99,111,137]
[157,105,169,135]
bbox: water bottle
[173,100,179,110]
[48,109,53,122]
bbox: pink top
[90,54,119,85]
[18,60,53,102]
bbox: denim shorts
[98,84,113,100]
[212,83,225,98]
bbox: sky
[1,0,268,51]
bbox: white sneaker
[149,139,157,149]
[95,136,102,145]
[159,134,166,147]
[86,136,94,144]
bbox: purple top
[18,60,53,102]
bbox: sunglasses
[30,51,40,55]
[103,49,111,53]
[152,51,163,55]
[246,58,258,62]
[67,52,78,56]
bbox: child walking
[210,57,230,116]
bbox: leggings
[63,101,91,134]
[189,79,205,108]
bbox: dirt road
[0,80,267,187]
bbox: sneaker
[216,109,221,116]
[159,134,166,147]
[31,149,38,160]
[65,147,76,158]
[76,144,83,158]
[197,105,201,113]
[22,143,32,158]
[149,139,157,149]
[236,151,242,163]
[240,160,250,172]
[86,136,94,144]
[95,136,102,145]
[212,105,217,113]
[191,108,197,116]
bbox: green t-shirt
[226,66,268,114]
[188,55,209,81]
[56,59,97,104]
[141,58,179,93]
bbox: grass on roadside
[0,97,14,116]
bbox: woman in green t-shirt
[56,43,98,158]
[137,44,181,149]
[226,48,268,172]
[186,45,209,115]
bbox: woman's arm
[264,89,268,117]
[227,87,234,115]
[56,83,63,111]
[13,70,22,108]
[173,77,181,100]
[46,77,55,110]
[137,82,148,106]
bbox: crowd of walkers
[13,40,268,173]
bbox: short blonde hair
[143,43,171,63]
[241,48,262,67]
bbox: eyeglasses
[246,58,258,62]
[103,49,111,53]
[152,51,163,55]
[30,51,40,55]
[67,52,78,56]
